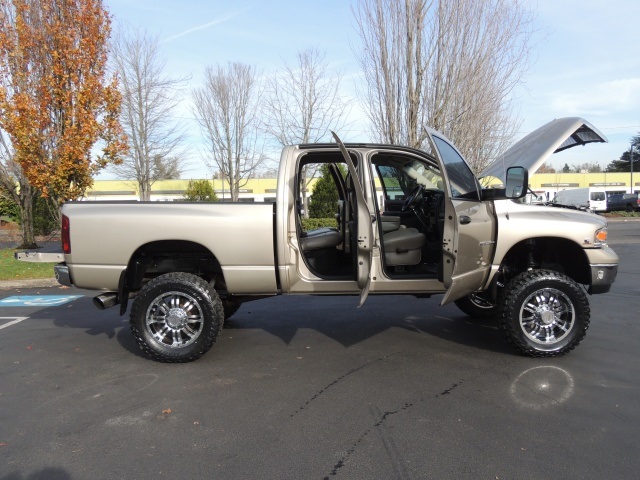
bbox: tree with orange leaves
[0,0,126,245]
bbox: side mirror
[505,166,528,199]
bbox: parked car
[607,193,640,212]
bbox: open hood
[479,117,607,182]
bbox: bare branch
[192,63,265,202]
[110,26,189,200]
[263,47,352,145]
[353,0,534,173]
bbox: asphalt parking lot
[1,221,639,480]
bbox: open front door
[424,132,496,306]
[331,131,373,307]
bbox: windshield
[377,159,444,200]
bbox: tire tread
[130,272,223,363]
[499,269,590,357]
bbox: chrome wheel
[519,287,575,346]
[500,270,589,357]
[145,291,204,348]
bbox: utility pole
[631,144,635,194]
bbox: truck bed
[63,201,278,293]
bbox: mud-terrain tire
[455,292,501,319]
[500,269,590,357]
[130,272,223,363]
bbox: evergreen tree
[605,133,640,172]
[309,164,342,218]
[183,180,219,202]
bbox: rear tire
[130,272,223,363]
[499,270,589,357]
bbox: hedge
[301,217,337,230]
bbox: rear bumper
[14,251,73,287]
[54,264,73,287]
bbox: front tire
[500,270,590,357]
[130,272,223,363]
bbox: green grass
[602,211,640,218]
[0,248,56,280]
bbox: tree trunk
[18,181,37,249]
[139,180,151,201]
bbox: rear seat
[300,227,342,251]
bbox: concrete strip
[0,278,61,290]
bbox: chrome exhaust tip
[93,293,119,310]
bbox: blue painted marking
[0,295,83,307]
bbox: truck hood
[496,198,608,228]
[480,117,607,182]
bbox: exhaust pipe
[93,293,119,310]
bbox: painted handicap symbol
[0,295,83,307]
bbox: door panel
[332,132,373,306]
[440,199,495,305]
[425,132,497,305]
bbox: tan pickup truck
[18,117,619,362]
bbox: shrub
[183,180,219,202]
[301,218,337,230]
[308,164,344,218]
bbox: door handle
[459,215,471,225]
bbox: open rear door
[331,131,373,307]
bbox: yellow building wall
[529,172,639,193]
[86,172,640,199]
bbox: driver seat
[383,227,426,266]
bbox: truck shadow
[42,292,513,358]
[225,294,515,356]
[46,299,149,360]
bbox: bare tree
[192,63,265,202]
[571,162,602,173]
[263,47,352,216]
[264,47,351,145]
[111,27,187,201]
[353,0,534,173]
[0,131,37,247]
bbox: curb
[605,217,640,222]
[0,278,61,290]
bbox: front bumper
[588,263,618,294]
[585,245,618,294]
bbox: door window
[432,136,480,201]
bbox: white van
[552,187,608,212]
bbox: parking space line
[0,317,29,330]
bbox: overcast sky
[104,0,640,178]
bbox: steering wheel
[401,184,424,212]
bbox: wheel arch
[118,240,226,315]
[499,236,591,285]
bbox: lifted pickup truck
[18,117,619,362]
